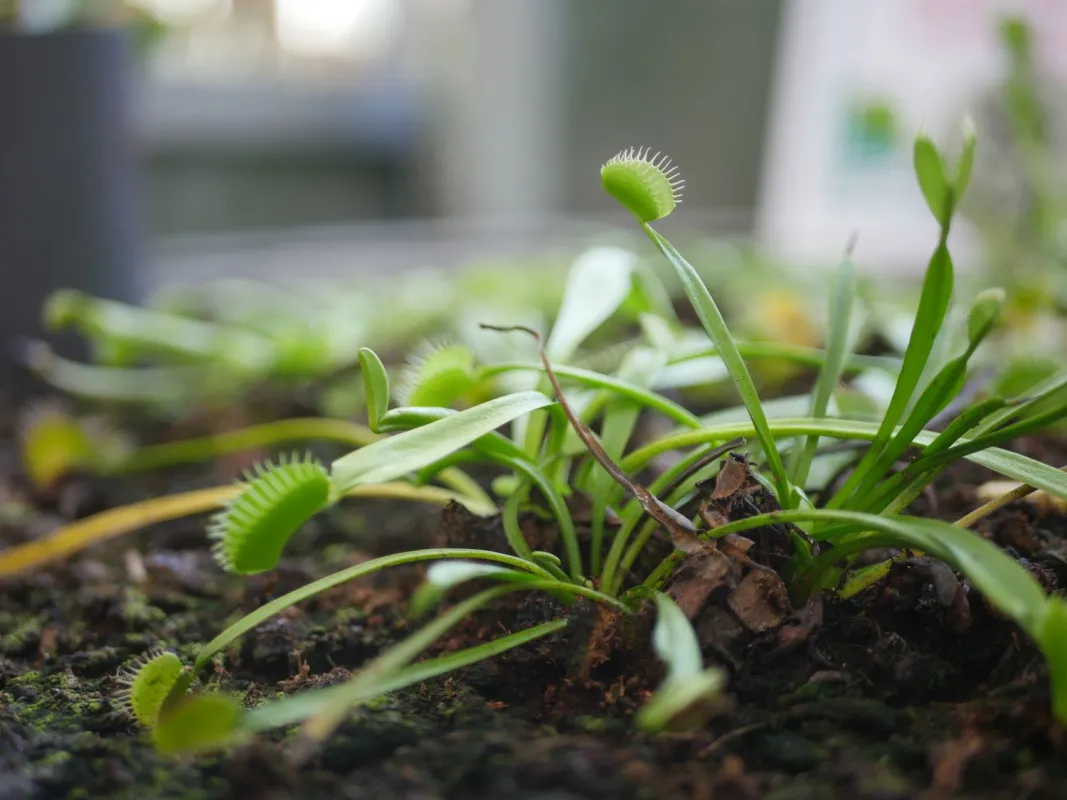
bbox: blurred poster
[756,0,1067,273]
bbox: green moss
[0,611,44,656]
[120,588,168,628]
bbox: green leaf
[409,561,541,617]
[19,404,95,490]
[848,350,971,510]
[651,356,729,389]
[480,362,701,429]
[639,313,680,352]
[1038,597,1067,723]
[978,367,1067,434]
[545,246,638,362]
[635,592,726,733]
[641,224,790,502]
[298,579,624,745]
[358,347,390,432]
[619,417,1067,505]
[376,406,453,431]
[789,253,856,486]
[829,243,954,508]
[189,548,557,677]
[966,288,1005,347]
[650,591,703,679]
[709,509,1047,630]
[865,397,1008,516]
[588,348,666,574]
[330,392,553,492]
[914,134,952,224]
[956,116,977,198]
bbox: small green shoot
[635,592,726,732]
[358,346,391,432]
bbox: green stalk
[298,578,626,745]
[788,253,856,487]
[189,548,564,677]
[827,233,955,509]
[244,618,568,732]
[616,417,1067,506]
[478,362,701,428]
[641,224,790,503]
[101,417,495,516]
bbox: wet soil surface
[2,420,1067,799]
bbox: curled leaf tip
[601,146,684,223]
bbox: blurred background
[3,0,1067,345]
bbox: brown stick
[481,324,705,553]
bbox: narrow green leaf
[301,585,536,744]
[244,619,568,733]
[618,417,1067,505]
[829,243,954,508]
[977,367,1067,434]
[966,288,1005,348]
[485,449,583,578]
[639,313,679,352]
[520,247,641,465]
[410,561,542,617]
[479,362,701,429]
[376,406,453,431]
[358,347,390,432]
[331,392,552,492]
[956,116,977,198]
[588,348,665,574]
[642,224,790,502]
[651,356,729,389]
[189,548,557,677]
[915,397,1067,473]
[864,397,1008,515]
[914,134,952,224]
[708,509,1047,629]
[300,580,625,745]
[649,591,703,679]
[848,350,970,509]
[635,592,726,733]
[1038,598,1067,723]
[790,253,856,486]
[544,246,638,361]
[44,290,275,373]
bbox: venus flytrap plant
[602,148,793,505]
[15,130,1067,759]
[98,320,737,755]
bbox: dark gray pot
[0,27,140,392]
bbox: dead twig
[481,324,705,553]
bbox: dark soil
[2,407,1067,799]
